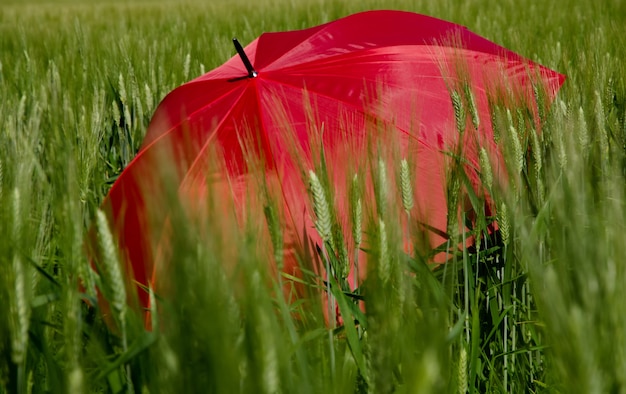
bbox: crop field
[1,0,625,392]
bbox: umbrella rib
[262,19,455,71]
[258,11,440,69]
[260,21,340,69]
[263,75,368,110]
[175,87,252,190]
[264,76,474,152]
[249,82,304,249]
[266,45,437,73]
[138,82,248,155]
[274,58,492,97]
[280,70,455,95]
[263,46,483,99]
[265,25,524,72]
[266,46,518,99]
[260,75,440,143]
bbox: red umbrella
[100,10,565,319]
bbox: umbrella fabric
[99,10,565,317]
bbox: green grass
[1,0,626,392]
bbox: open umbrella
[99,10,565,316]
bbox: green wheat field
[1,0,625,392]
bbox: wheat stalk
[146,287,159,341]
[376,158,389,219]
[183,53,191,81]
[553,104,568,170]
[0,158,3,202]
[17,95,26,126]
[118,73,127,106]
[577,106,589,152]
[507,110,524,176]
[251,270,280,394]
[451,90,465,133]
[490,102,501,144]
[458,346,468,394]
[464,84,480,130]
[400,158,414,213]
[264,202,284,271]
[144,83,154,112]
[308,169,338,329]
[65,280,84,394]
[400,158,414,257]
[111,99,121,128]
[446,171,461,241]
[96,209,134,391]
[117,73,128,106]
[351,174,363,247]
[479,148,493,191]
[10,187,30,365]
[595,90,606,143]
[335,237,350,281]
[594,90,609,176]
[530,129,542,175]
[68,368,84,394]
[529,128,545,203]
[131,78,143,133]
[261,316,280,394]
[498,202,510,247]
[378,219,390,284]
[350,174,362,291]
[11,254,29,365]
[95,209,128,343]
[308,170,333,248]
[533,82,545,123]
[79,258,99,301]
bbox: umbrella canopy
[100,10,565,314]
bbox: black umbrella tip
[232,37,258,78]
